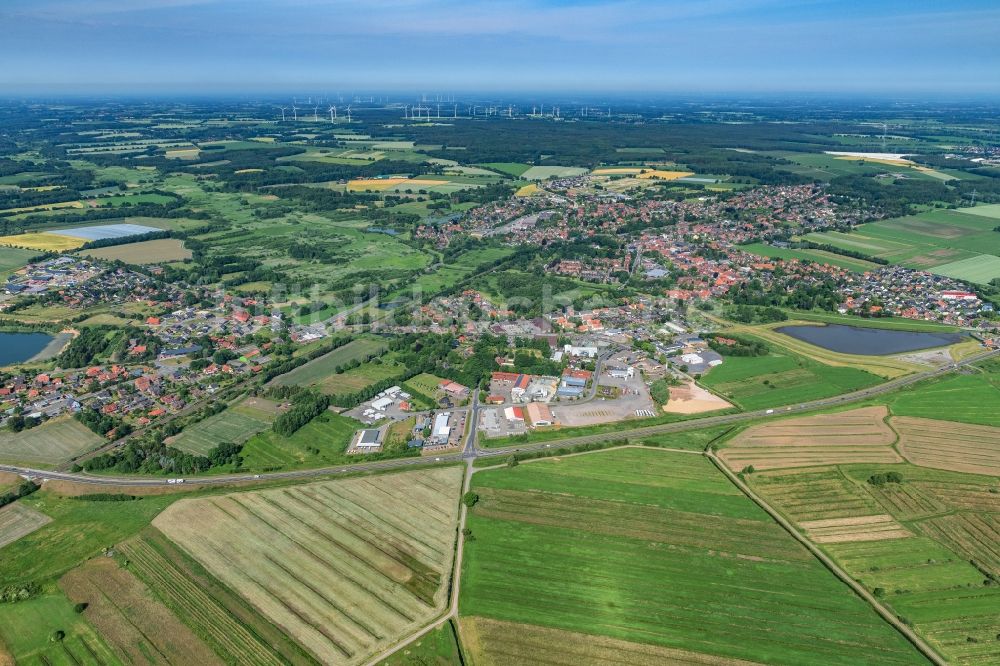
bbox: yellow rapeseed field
[0,232,87,251]
[346,177,411,191]
[636,169,695,180]
[515,183,540,197]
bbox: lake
[776,324,965,355]
[0,331,56,365]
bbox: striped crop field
[753,461,1000,666]
[60,556,221,665]
[460,448,926,665]
[894,417,1000,476]
[120,528,314,666]
[170,396,281,455]
[719,406,900,471]
[154,467,463,665]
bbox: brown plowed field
[894,417,1000,476]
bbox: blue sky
[1,0,998,95]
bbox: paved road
[4,348,997,488]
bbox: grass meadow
[239,411,365,471]
[270,338,386,390]
[0,417,103,467]
[170,396,280,456]
[700,348,882,411]
[460,448,925,665]
[0,592,120,666]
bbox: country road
[3,347,996,487]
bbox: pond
[776,324,965,355]
[0,331,56,365]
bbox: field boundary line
[708,452,947,666]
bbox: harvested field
[636,169,695,180]
[799,514,911,543]
[0,416,103,467]
[663,381,732,414]
[60,557,221,665]
[0,503,51,549]
[81,238,191,264]
[894,417,1000,476]
[719,406,900,471]
[461,616,766,666]
[514,183,539,197]
[916,481,1000,512]
[155,468,463,665]
[347,178,410,191]
[121,529,314,666]
[918,514,1000,579]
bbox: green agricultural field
[520,165,588,180]
[378,620,462,666]
[883,365,1000,426]
[700,349,882,411]
[460,449,925,665]
[743,242,879,272]
[928,254,1000,284]
[270,338,386,389]
[238,411,365,471]
[0,492,176,587]
[404,372,447,397]
[329,360,405,394]
[0,417,103,467]
[957,203,1000,220]
[0,593,120,666]
[803,208,1000,282]
[0,246,38,275]
[170,397,280,455]
[478,162,532,177]
[751,462,1000,666]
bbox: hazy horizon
[2,0,999,95]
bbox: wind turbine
[453,104,458,118]
[278,106,287,121]
[436,103,441,119]
[345,105,352,122]
[881,123,888,151]
[312,105,319,121]
[404,104,410,119]
[328,105,337,121]
[291,104,298,121]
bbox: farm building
[526,402,554,426]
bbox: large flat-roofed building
[431,412,451,444]
[354,429,382,450]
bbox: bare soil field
[60,557,221,665]
[461,616,766,666]
[0,503,51,549]
[154,467,463,665]
[720,407,900,471]
[663,382,733,415]
[799,514,911,543]
[894,417,1000,476]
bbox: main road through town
[2,348,997,487]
